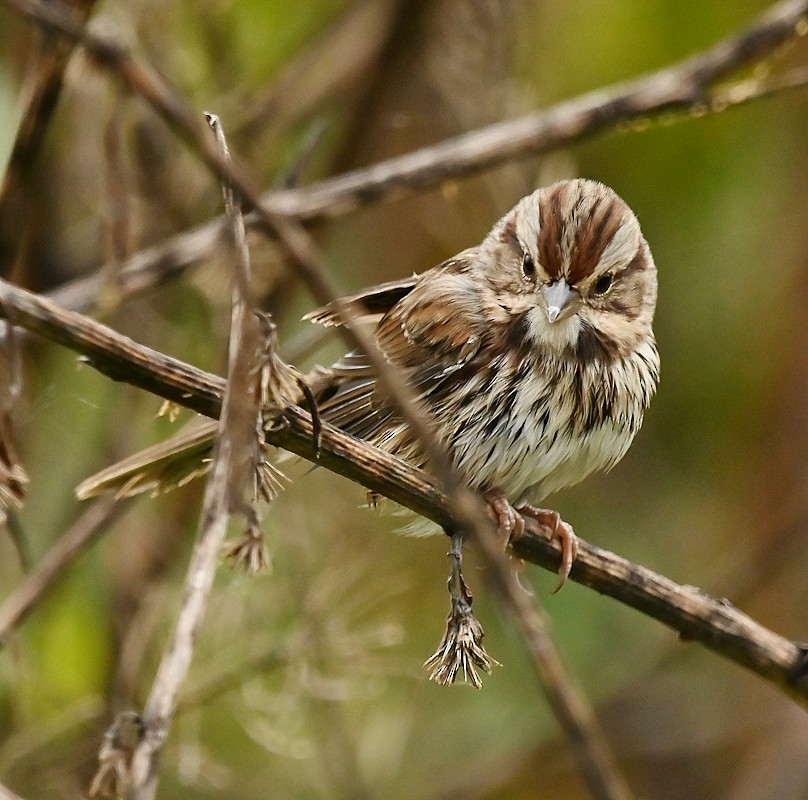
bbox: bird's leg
[516,505,579,593]
[423,528,499,687]
[482,488,536,595]
[483,489,578,592]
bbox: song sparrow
[77,179,659,578]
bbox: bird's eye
[522,253,536,278]
[593,273,613,295]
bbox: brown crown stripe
[535,183,630,286]
[568,195,624,284]
[537,183,566,280]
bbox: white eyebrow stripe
[595,215,638,273]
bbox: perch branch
[1,278,807,708]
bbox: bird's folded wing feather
[303,275,419,327]
[76,255,485,498]
[313,259,487,445]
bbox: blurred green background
[2,1,808,798]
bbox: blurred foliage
[2,0,808,798]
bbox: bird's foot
[482,488,524,541]
[481,489,533,595]
[516,505,579,593]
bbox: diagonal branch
[28,0,808,314]
[1,277,807,708]
[252,0,808,221]
[0,0,99,279]
[0,496,125,641]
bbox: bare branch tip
[89,711,145,799]
[223,522,271,575]
[423,601,501,689]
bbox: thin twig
[126,439,229,800]
[0,314,28,540]
[0,496,125,642]
[125,115,263,800]
[46,219,227,313]
[204,112,264,512]
[234,0,405,141]
[0,0,99,278]
[20,0,808,316]
[100,84,132,300]
[1,277,806,708]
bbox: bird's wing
[315,256,487,446]
[303,276,419,328]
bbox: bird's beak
[542,279,577,323]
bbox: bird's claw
[517,505,578,593]
[482,488,524,541]
[482,491,578,593]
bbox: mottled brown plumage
[77,179,659,578]
[308,180,658,517]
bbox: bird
[77,178,659,581]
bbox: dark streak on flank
[502,310,530,348]
[567,368,586,433]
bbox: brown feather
[303,276,418,327]
[77,179,659,517]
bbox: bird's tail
[75,419,219,500]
